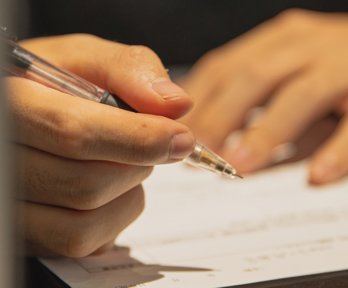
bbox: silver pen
[0,27,242,179]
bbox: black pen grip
[101,92,137,112]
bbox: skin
[5,34,195,257]
[182,9,348,185]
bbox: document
[40,161,348,288]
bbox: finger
[16,144,152,210]
[225,68,344,173]
[183,11,320,149]
[92,240,116,255]
[309,116,348,185]
[182,9,307,108]
[181,17,283,126]
[185,45,311,151]
[18,185,144,258]
[7,77,195,165]
[20,34,192,119]
[336,94,348,115]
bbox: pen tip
[223,165,243,180]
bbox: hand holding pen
[1,28,241,179]
[1,33,239,257]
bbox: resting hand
[182,9,348,185]
[6,34,194,257]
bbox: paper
[40,161,348,288]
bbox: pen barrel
[100,91,136,112]
[2,40,136,111]
[3,40,107,103]
[27,58,106,103]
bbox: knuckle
[60,34,102,53]
[274,9,310,28]
[64,163,153,211]
[61,188,145,258]
[46,217,96,258]
[70,189,107,212]
[64,165,106,211]
[241,63,267,87]
[115,45,164,76]
[83,165,152,210]
[55,187,146,258]
[73,198,102,212]
[140,166,154,181]
[64,227,97,258]
[66,165,153,211]
[123,45,160,63]
[63,177,101,211]
[67,33,100,45]
[128,166,154,186]
[50,174,87,210]
[126,185,145,217]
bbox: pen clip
[0,25,17,42]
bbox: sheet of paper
[40,161,348,288]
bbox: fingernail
[271,143,297,163]
[224,131,242,151]
[228,145,255,170]
[152,78,188,100]
[170,132,195,160]
[310,155,338,184]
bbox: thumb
[20,34,193,119]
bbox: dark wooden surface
[25,257,348,288]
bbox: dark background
[22,0,348,65]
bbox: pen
[0,27,242,179]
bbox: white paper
[40,161,348,288]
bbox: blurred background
[18,0,348,66]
